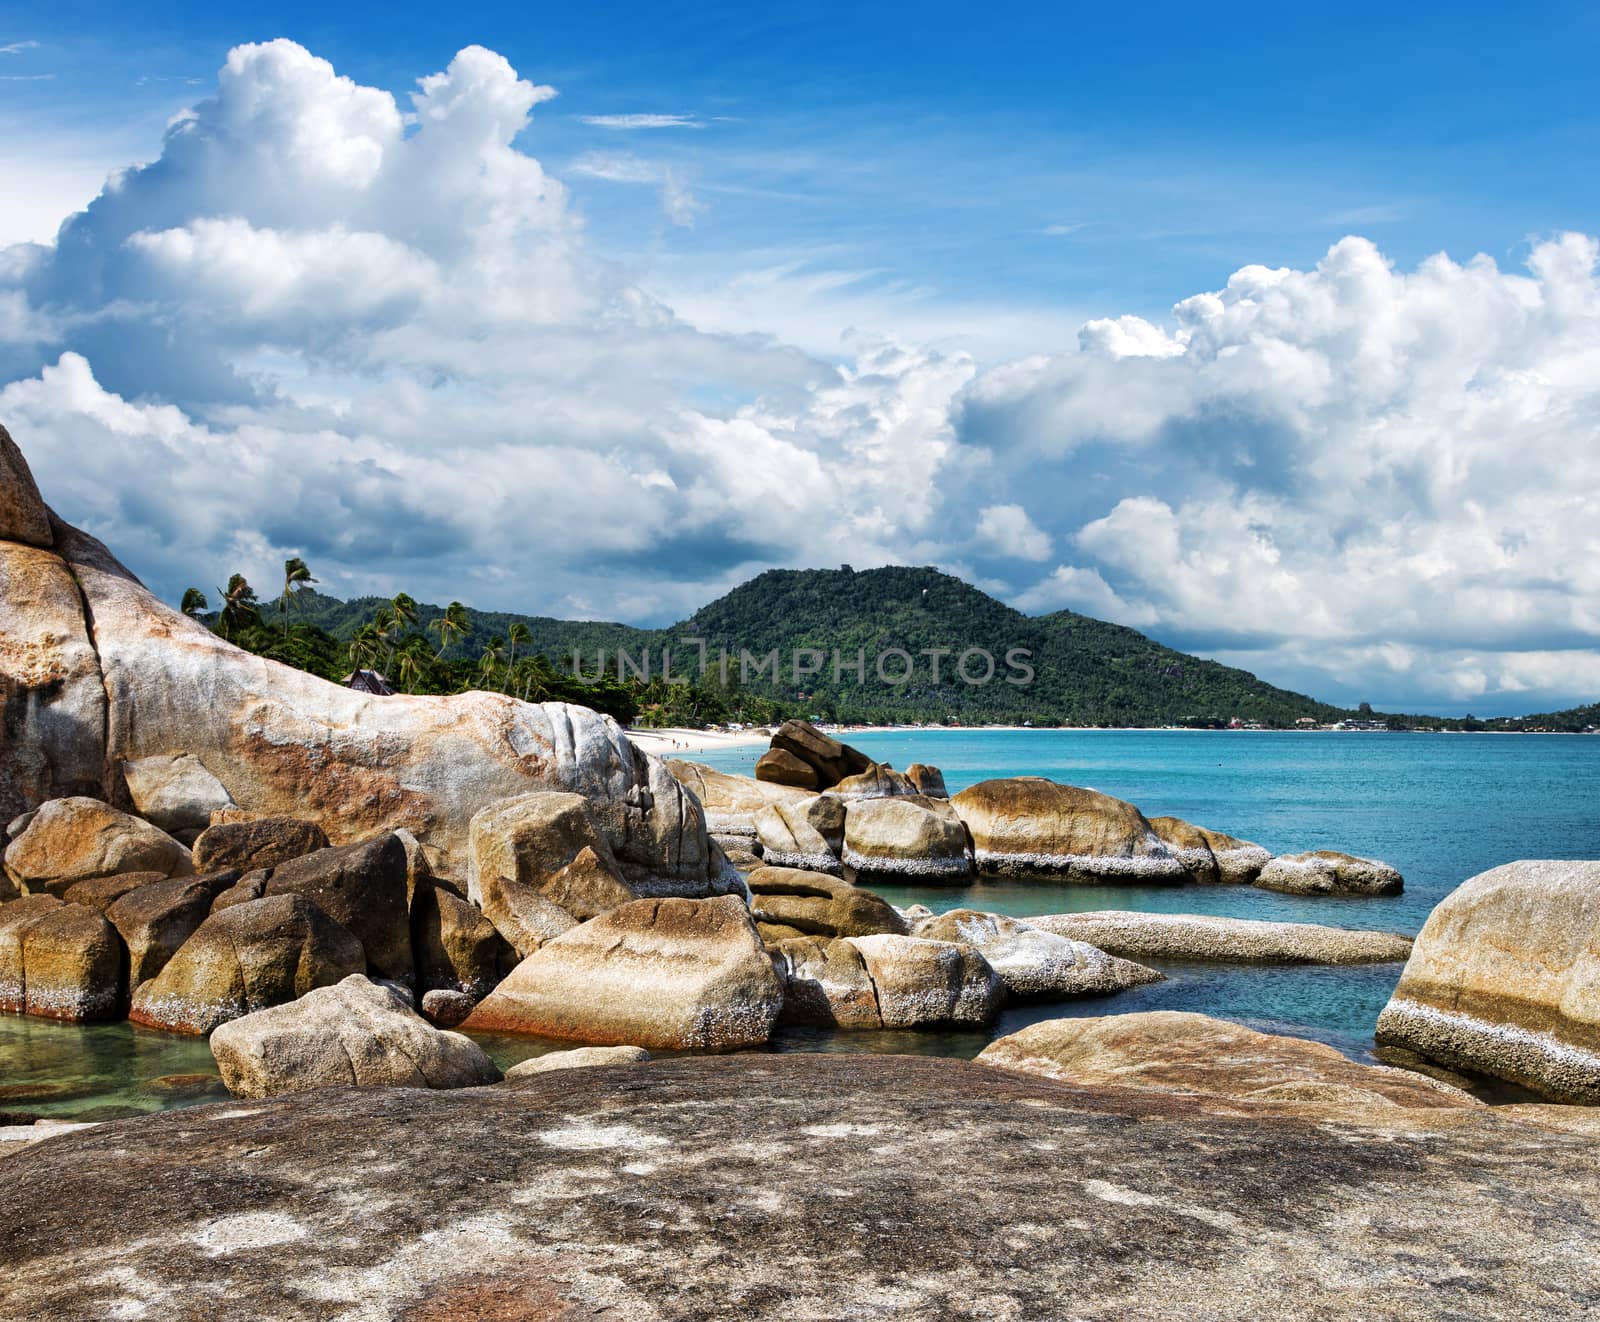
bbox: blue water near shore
[697,729,1600,1059]
[6,730,1597,1119]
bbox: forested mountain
[279,566,1345,727]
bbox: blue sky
[3,3,1600,714]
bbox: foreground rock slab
[1028,910,1413,965]
[210,974,501,1098]
[1377,859,1600,1102]
[5,1053,1600,1320]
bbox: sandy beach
[624,726,772,755]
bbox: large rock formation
[3,798,192,897]
[912,909,1164,999]
[466,791,637,920]
[951,778,1186,882]
[263,835,414,984]
[841,795,973,882]
[105,870,242,988]
[751,794,845,873]
[1027,910,1413,965]
[1149,816,1272,885]
[979,1012,1478,1113]
[664,759,812,842]
[127,893,365,1034]
[1256,850,1404,897]
[463,895,783,1051]
[209,974,501,1098]
[845,934,1004,1028]
[11,1053,1599,1319]
[1376,860,1600,1102]
[769,719,872,787]
[752,747,818,789]
[0,433,722,887]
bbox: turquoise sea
[5,730,1597,1118]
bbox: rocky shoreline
[5,423,1600,1315]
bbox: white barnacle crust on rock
[1376,859,1600,1101]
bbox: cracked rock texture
[3,1052,1600,1320]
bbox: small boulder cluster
[675,720,1402,897]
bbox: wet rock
[264,834,413,984]
[844,934,1003,1028]
[979,1012,1477,1113]
[952,778,1186,883]
[5,1052,1600,1319]
[105,870,242,989]
[912,910,1164,999]
[420,988,476,1028]
[1026,910,1413,965]
[1256,850,1403,897]
[841,795,973,882]
[463,895,783,1051]
[753,747,819,789]
[12,901,126,1021]
[503,1045,651,1077]
[128,893,365,1035]
[191,816,329,874]
[1376,859,1600,1102]
[119,754,237,836]
[747,866,907,942]
[3,797,192,898]
[211,975,501,1098]
[411,877,516,998]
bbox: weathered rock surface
[119,754,237,836]
[1376,860,1600,1102]
[1256,850,1404,897]
[503,1045,652,1077]
[0,422,51,547]
[3,797,192,897]
[128,894,365,1034]
[665,759,811,841]
[906,762,948,797]
[4,480,719,884]
[770,935,884,1028]
[209,871,269,913]
[844,934,1004,1028]
[747,866,907,942]
[912,909,1164,999]
[467,791,637,920]
[751,794,844,873]
[1028,910,1413,965]
[209,974,501,1099]
[410,877,516,997]
[59,871,168,912]
[979,1012,1478,1112]
[105,870,242,988]
[191,816,329,874]
[841,794,973,881]
[753,747,818,789]
[0,541,106,824]
[12,1052,1595,1320]
[952,778,1186,882]
[1149,816,1273,885]
[475,883,577,961]
[264,834,413,984]
[7,899,126,1021]
[463,895,783,1051]
[831,762,921,799]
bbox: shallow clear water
[5,730,1597,1116]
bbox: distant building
[343,669,395,696]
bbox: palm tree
[279,557,317,637]
[390,592,419,632]
[479,636,506,689]
[216,574,259,639]
[429,601,468,659]
[505,621,531,692]
[347,623,381,673]
[180,587,209,620]
[396,638,428,694]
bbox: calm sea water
[5,730,1596,1118]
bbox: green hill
[283,566,1345,728]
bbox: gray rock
[1256,850,1403,896]
[210,974,501,1098]
[6,1053,1600,1319]
[119,754,237,835]
[1028,910,1413,965]
[912,909,1164,998]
